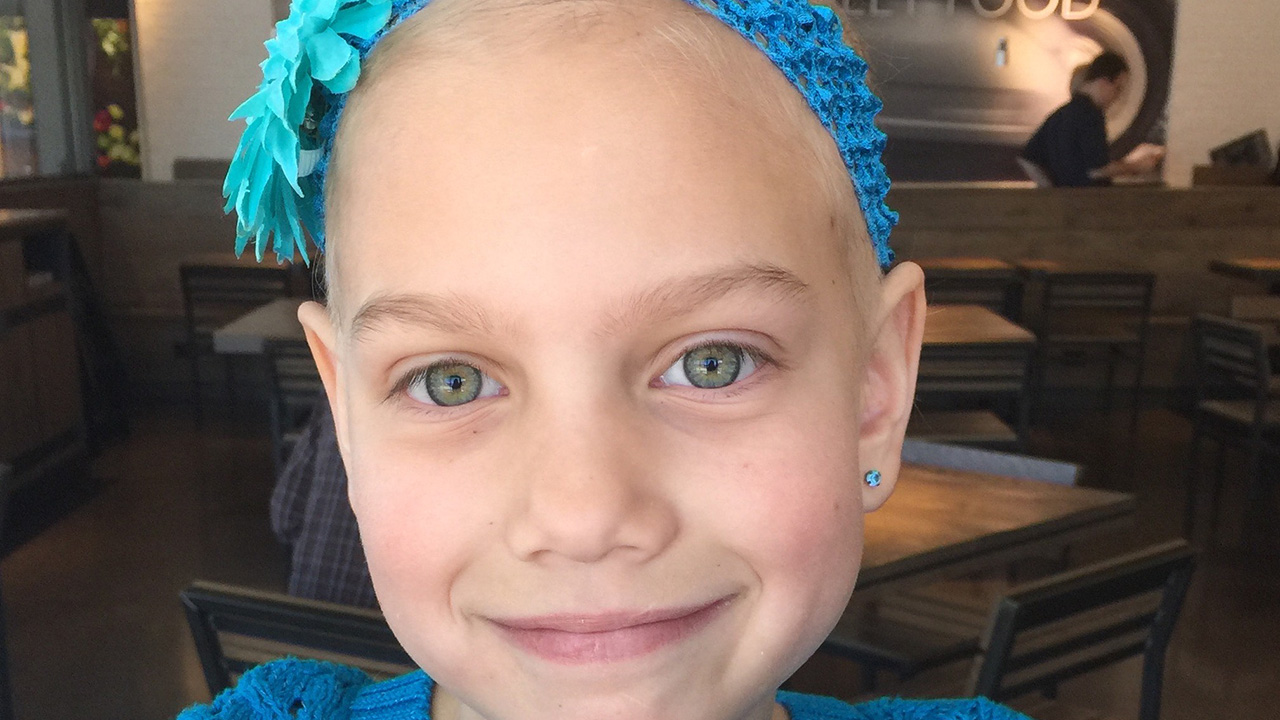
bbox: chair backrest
[264,339,325,473]
[1189,314,1271,406]
[1228,294,1280,324]
[901,440,1080,486]
[968,541,1195,720]
[179,264,292,336]
[1037,272,1155,335]
[181,580,415,695]
[915,342,1033,404]
[924,270,1025,322]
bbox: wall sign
[832,0,1177,182]
[836,0,1101,20]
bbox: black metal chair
[1029,271,1155,424]
[968,540,1194,720]
[822,443,1081,687]
[1184,314,1280,541]
[822,541,1194,720]
[177,263,292,421]
[264,339,325,477]
[901,439,1080,486]
[909,342,1034,450]
[923,269,1025,323]
[180,580,415,696]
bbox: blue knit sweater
[178,659,1029,720]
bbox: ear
[297,301,348,452]
[857,262,926,512]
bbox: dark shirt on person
[270,393,378,608]
[1022,93,1111,188]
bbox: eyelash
[385,356,498,408]
[654,339,777,393]
[387,339,779,410]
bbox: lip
[490,596,734,665]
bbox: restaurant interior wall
[822,0,1177,183]
[120,1,1280,186]
[130,0,274,181]
[1164,0,1280,186]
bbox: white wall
[1164,0,1280,186]
[132,0,275,181]
[129,0,1279,186]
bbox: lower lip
[494,598,732,665]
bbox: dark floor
[1,400,1277,719]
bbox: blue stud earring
[864,470,882,488]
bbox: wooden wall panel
[0,176,102,282]
[93,181,1280,398]
[889,185,1280,319]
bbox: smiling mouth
[490,596,734,665]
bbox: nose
[505,403,678,565]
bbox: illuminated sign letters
[835,0,1100,20]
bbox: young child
[193,0,1029,718]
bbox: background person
[1023,51,1163,187]
[270,393,376,608]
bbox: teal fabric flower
[223,0,392,263]
[224,0,899,269]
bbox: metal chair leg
[861,665,879,693]
[189,348,204,425]
[1209,441,1229,542]
[1102,345,1119,414]
[1184,418,1205,541]
[224,355,237,408]
[1131,339,1149,432]
[1030,344,1050,423]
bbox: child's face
[302,15,924,720]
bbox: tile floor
[1,403,1276,719]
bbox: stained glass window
[89,15,140,176]
[0,9,37,178]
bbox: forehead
[328,9,853,329]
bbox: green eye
[681,344,744,389]
[419,362,484,406]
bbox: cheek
[690,384,867,593]
[731,435,865,583]
[341,412,499,627]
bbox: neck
[1080,82,1108,109]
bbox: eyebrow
[347,262,809,342]
[349,292,501,343]
[600,262,810,336]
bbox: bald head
[322,0,875,323]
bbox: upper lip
[490,597,732,634]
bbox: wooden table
[1014,259,1152,278]
[181,251,315,300]
[213,297,306,355]
[917,305,1037,447]
[858,462,1134,594]
[224,301,1036,355]
[922,304,1035,347]
[0,208,68,243]
[181,251,313,269]
[912,257,1014,273]
[1210,257,1280,294]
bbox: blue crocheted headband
[224,0,897,268]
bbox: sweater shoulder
[779,693,1032,720]
[177,659,373,720]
